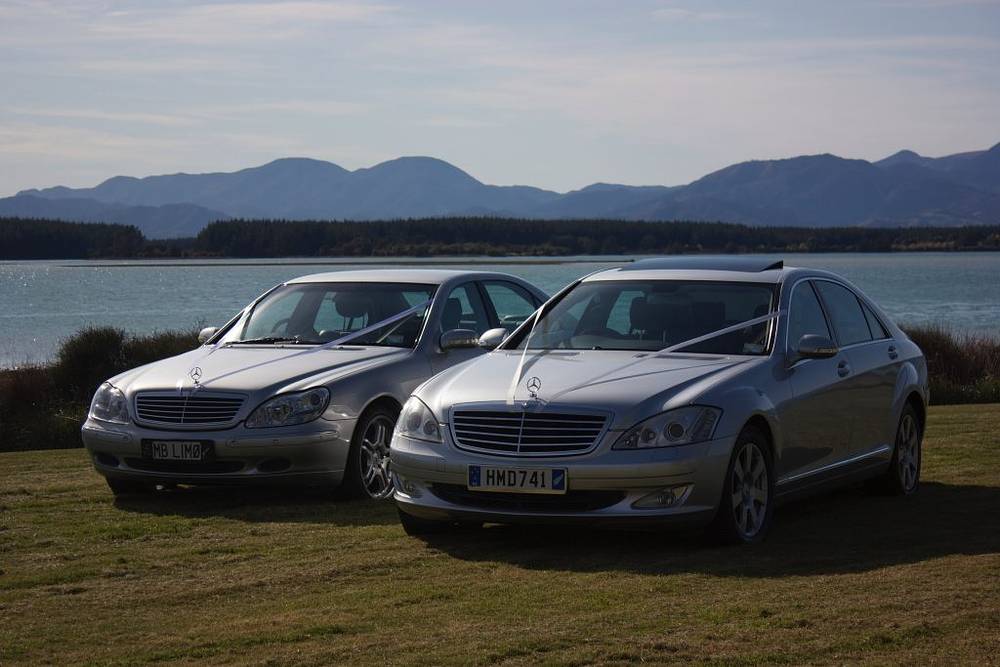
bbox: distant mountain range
[4,142,999,238]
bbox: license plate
[143,440,208,461]
[467,465,567,494]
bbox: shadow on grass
[112,485,399,527]
[417,481,1000,577]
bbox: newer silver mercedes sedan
[391,257,928,543]
[81,270,546,499]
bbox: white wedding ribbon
[182,298,432,391]
[504,278,586,406]
[505,308,783,404]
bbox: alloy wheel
[359,415,395,499]
[897,413,920,492]
[730,441,769,539]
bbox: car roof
[585,257,793,284]
[285,268,526,286]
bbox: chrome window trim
[783,276,891,363]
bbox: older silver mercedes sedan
[391,257,928,543]
[82,269,546,499]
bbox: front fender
[708,384,784,461]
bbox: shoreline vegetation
[3,216,1000,259]
[1,324,997,453]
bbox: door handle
[837,360,851,377]
[888,345,898,360]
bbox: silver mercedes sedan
[81,269,546,499]
[391,257,928,543]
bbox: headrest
[629,296,648,331]
[644,300,692,334]
[693,301,726,327]
[333,293,371,319]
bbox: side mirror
[796,334,838,359]
[478,327,509,350]
[197,326,219,344]
[440,328,479,351]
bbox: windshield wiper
[227,336,318,345]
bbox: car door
[431,282,492,374]
[815,281,897,456]
[777,280,855,483]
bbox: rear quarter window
[815,281,873,346]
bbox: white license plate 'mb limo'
[143,440,207,461]
[468,465,567,494]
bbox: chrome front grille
[134,392,245,427]
[451,406,609,457]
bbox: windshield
[222,282,436,348]
[508,280,776,354]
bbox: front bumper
[81,416,357,486]
[390,430,737,527]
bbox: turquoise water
[1,252,998,367]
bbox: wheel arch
[358,393,403,422]
[904,391,926,432]
[743,414,776,456]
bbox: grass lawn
[2,404,998,666]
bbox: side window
[862,302,891,339]
[482,281,539,332]
[787,281,831,349]
[815,281,873,346]
[441,283,490,335]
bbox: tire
[339,404,399,500]
[106,477,156,496]
[870,403,922,496]
[707,425,775,545]
[396,507,469,536]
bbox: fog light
[632,484,692,509]
[394,474,422,498]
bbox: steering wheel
[270,318,291,335]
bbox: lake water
[1,252,998,367]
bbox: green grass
[2,404,999,666]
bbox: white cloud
[89,1,397,44]
[651,7,740,21]
[6,107,200,127]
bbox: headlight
[245,388,329,428]
[396,396,442,443]
[89,382,129,424]
[613,406,722,450]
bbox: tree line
[3,216,1000,259]
[0,218,145,259]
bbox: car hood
[419,349,759,429]
[112,344,408,397]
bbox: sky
[1,0,999,196]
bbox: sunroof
[621,257,784,272]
